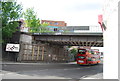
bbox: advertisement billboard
[6,43,20,52]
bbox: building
[41,20,67,27]
[41,20,67,32]
[18,19,67,32]
[98,0,119,79]
[59,25,102,33]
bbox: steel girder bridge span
[33,33,103,47]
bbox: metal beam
[33,35,103,47]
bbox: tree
[23,8,51,33]
[71,48,77,54]
[40,22,49,33]
[70,48,78,61]
[1,1,23,43]
[23,8,41,33]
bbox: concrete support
[17,33,69,62]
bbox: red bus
[76,48,101,65]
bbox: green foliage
[68,46,72,48]
[69,48,78,61]
[23,8,52,33]
[23,8,41,33]
[1,1,23,42]
[71,48,77,54]
[40,22,50,33]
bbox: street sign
[6,43,20,52]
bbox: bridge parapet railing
[32,25,103,35]
[32,31,103,35]
[22,25,103,35]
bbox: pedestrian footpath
[81,73,103,79]
[1,61,77,65]
[1,70,103,79]
[2,70,71,79]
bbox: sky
[17,0,104,26]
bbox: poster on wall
[6,43,20,52]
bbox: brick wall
[41,20,67,27]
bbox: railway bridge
[33,32,103,47]
[17,32,103,62]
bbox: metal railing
[22,25,103,35]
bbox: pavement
[1,61,78,65]
[80,73,103,79]
[1,70,103,79]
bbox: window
[54,28,57,31]
[78,50,86,54]
[50,22,52,24]
[78,56,85,59]
[78,50,85,52]
[88,57,92,61]
[89,51,94,54]
[54,22,58,25]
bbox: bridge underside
[40,41,103,47]
[33,34,103,47]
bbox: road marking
[38,69,49,71]
[63,68,81,70]
[84,67,90,68]
[80,73,103,79]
